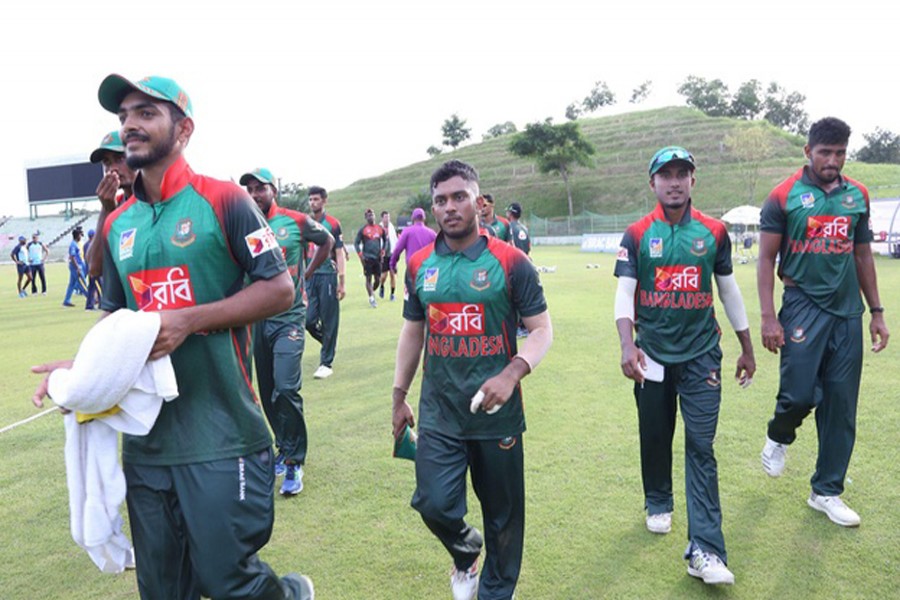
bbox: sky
[1,0,897,217]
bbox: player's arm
[854,242,889,352]
[302,223,334,280]
[614,275,646,383]
[392,318,425,438]
[757,231,783,353]
[715,273,756,386]
[88,172,120,277]
[335,235,347,300]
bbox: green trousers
[124,449,307,599]
[305,272,340,367]
[412,429,524,600]
[254,319,308,464]
[634,345,727,562]
[767,287,863,496]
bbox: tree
[582,80,616,113]
[483,121,517,140]
[728,79,763,120]
[725,125,774,203]
[426,145,443,157]
[855,127,900,164]
[441,113,471,149]
[403,188,433,214]
[279,182,309,212]
[677,75,730,117]
[565,102,582,121]
[763,82,809,135]
[508,119,596,216]
[629,80,652,104]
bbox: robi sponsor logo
[655,265,701,292]
[429,303,484,336]
[807,215,850,240]
[128,265,196,312]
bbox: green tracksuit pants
[305,272,340,368]
[767,287,863,496]
[634,345,727,562]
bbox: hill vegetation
[327,107,900,228]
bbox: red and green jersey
[355,223,386,260]
[614,202,731,364]
[404,234,547,439]
[484,215,511,242]
[306,212,344,274]
[509,220,531,255]
[760,167,872,317]
[101,157,286,466]
[264,200,332,324]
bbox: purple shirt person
[390,208,438,272]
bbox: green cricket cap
[89,130,125,164]
[648,146,695,176]
[98,74,193,118]
[239,168,276,187]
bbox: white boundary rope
[0,407,57,435]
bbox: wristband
[870,306,885,314]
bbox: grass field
[1,249,899,599]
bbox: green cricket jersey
[509,220,531,255]
[101,157,286,466]
[614,202,732,364]
[264,200,332,324]
[760,167,872,317]
[404,234,547,439]
[484,215,511,242]
[306,213,344,274]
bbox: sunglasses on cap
[649,147,695,176]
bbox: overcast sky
[1,0,896,217]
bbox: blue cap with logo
[648,146,695,176]
[98,74,193,118]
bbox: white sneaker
[761,436,787,477]
[646,511,672,534]
[807,493,860,527]
[450,560,478,600]
[687,547,734,585]
[369,296,377,308]
[313,365,333,379]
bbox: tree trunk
[561,167,573,216]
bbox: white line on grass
[0,407,57,435]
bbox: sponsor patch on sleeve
[245,225,280,257]
[616,246,629,261]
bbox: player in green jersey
[480,193,511,242]
[614,146,756,586]
[241,168,334,495]
[758,117,889,528]
[392,160,553,600]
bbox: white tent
[721,205,762,226]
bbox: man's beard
[126,126,178,170]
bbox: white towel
[49,309,178,574]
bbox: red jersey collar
[133,155,195,204]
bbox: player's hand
[474,371,518,414]
[149,310,193,360]
[95,171,120,212]
[30,359,74,408]
[392,399,415,439]
[620,342,646,384]
[337,283,346,301]
[760,315,784,354]
[870,313,889,352]
[734,351,756,388]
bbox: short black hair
[308,185,328,199]
[381,210,389,217]
[483,193,494,204]
[808,117,851,148]
[430,160,479,191]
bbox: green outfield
[1,248,898,599]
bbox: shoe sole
[687,567,734,585]
[646,524,671,534]
[807,498,860,527]
[280,484,304,496]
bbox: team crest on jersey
[807,215,850,240]
[127,265,195,312]
[499,436,516,450]
[470,269,491,291]
[800,192,815,209]
[119,228,137,261]
[649,238,663,258]
[790,327,807,343]
[171,218,196,248]
[275,226,289,240]
[706,370,721,387]
[842,195,857,209]
[287,327,302,342]
[691,238,707,256]
[245,225,279,257]
[423,268,439,292]
[616,246,629,261]
[428,303,484,335]
[655,265,701,292]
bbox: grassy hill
[327,107,900,228]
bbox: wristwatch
[870,306,885,314]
